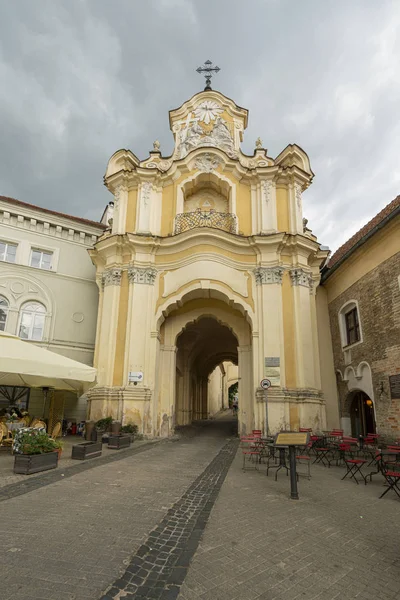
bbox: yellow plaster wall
[112,270,129,386]
[126,190,138,232]
[324,217,400,302]
[276,186,289,232]
[282,271,297,387]
[155,245,256,265]
[161,183,175,236]
[236,183,252,235]
[315,286,340,427]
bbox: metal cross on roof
[196,60,220,91]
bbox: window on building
[0,241,17,263]
[0,296,9,331]
[18,302,46,341]
[30,249,52,270]
[345,307,360,346]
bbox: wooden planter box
[71,441,102,460]
[14,451,58,475]
[108,434,131,450]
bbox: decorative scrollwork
[174,209,237,235]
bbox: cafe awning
[0,331,96,393]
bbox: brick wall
[328,252,400,438]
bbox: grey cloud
[0,0,399,248]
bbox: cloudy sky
[1,0,399,251]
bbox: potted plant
[13,428,60,474]
[120,423,138,443]
[53,439,64,460]
[95,416,113,443]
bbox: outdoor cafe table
[6,422,25,431]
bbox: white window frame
[0,240,18,264]
[338,300,363,350]
[29,248,53,271]
[0,295,9,332]
[18,301,47,341]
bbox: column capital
[289,267,313,289]
[254,266,284,285]
[103,268,122,287]
[128,267,157,285]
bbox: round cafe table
[6,422,25,431]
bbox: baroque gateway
[87,85,338,437]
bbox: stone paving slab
[178,451,400,600]
[0,436,154,489]
[0,424,233,600]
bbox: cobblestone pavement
[178,449,400,600]
[0,418,236,600]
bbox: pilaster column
[254,266,286,388]
[111,186,128,235]
[260,179,277,233]
[124,267,157,389]
[289,268,316,388]
[157,345,177,436]
[96,268,122,386]
[238,345,254,435]
[136,181,154,234]
[288,181,304,234]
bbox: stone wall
[328,252,400,437]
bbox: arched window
[0,296,9,332]
[19,302,46,341]
[338,300,363,348]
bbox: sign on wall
[264,357,280,386]
[128,371,143,383]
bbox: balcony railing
[174,209,237,235]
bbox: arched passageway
[156,295,253,437]
[175,317,238,425]
[349,390,376,437]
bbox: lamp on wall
[365,399,373,407]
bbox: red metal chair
[252,430,262,438]
[379,462,400,499]
[296,454,311,479]
[240,436,260,471]
[341,443,367,484]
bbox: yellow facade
[88,89,332,436]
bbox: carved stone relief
[103,269,122,287]
[128,267,157,285]
[176,116,236,159]
[261,180,272,203]
[289,268,312,289]
[194,153,222,173]
[254,267,284,285]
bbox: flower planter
[14,451,58,475]
[71,441,102,460]
[108,434,131,450]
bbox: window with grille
[345,307,360,346]
[0,241,17,263]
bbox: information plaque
[389,374,400,399]
[275,432,309,446]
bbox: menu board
[275,432,309,446]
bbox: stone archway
[154,295,253,437]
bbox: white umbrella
[0,331,96,393]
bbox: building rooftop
[327,195,400,270]
[0,195,107,230]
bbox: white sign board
[260,378,271,390]
[128,371,143,383]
